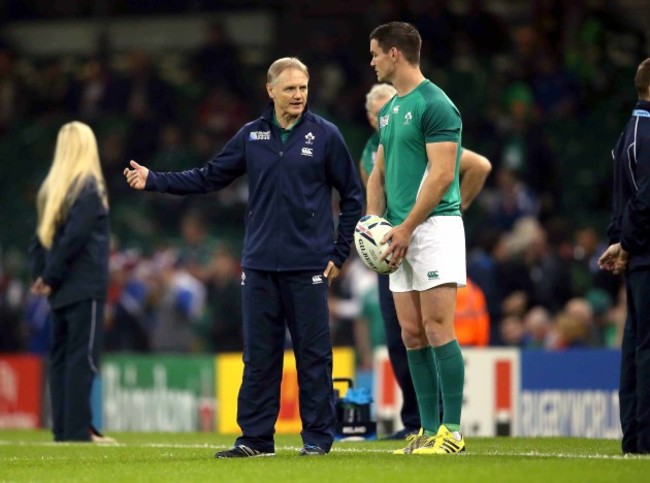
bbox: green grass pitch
[1,430,649,482]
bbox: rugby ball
[354,215,398,274]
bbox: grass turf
[1,430,649,482]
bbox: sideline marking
[0,440,640,459]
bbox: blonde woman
[29,121,113,443]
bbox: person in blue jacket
[598,57,650,455]
[124,57,364,457]
[29,121,114,443]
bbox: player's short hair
[365,83,397,111]
[267,57,309,84]
[635,58,650,98]
[370,22,421,65]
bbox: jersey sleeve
[421,99,461,144]
[377,106,389,148]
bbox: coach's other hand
[123,160,149,190]
[323,261,340,286]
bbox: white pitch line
[0,440,644,459]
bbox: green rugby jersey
[364,133,465,176]
[361,131,380,176]
[378,79,462,225]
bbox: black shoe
[299,444,326,456]
[381,428,419,441]
[215,445,274,458]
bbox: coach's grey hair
[365,83,396,111]
[267,57,309,84]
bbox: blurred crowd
[0,0,648,358]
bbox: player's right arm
[459,148,491,212]
[366,144,386,216]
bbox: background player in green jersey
[359,82,491,440]
[366,21,468,455]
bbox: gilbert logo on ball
[354,215,399,274]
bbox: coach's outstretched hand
[123,160,149,190]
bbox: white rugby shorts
[389,216,467,292]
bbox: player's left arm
[459,148,492,212]
[366,144,387,216]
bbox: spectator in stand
[0,45,30,133]
[571,225,607,293]
[585,288,615,346]
[112,49,177,161]
[201,243,244,353]
[531,51,579,119]
[176,210,218,285]
[306,23,363,121]
[466,227,508,344]
[36,58,74,119]
[459,0,510,57]
[103,250,152,352]
[153,123,198,172]
[492,71,559,221]
[521,306,553,349]
[510,217,574,314]
[482,165,539,231]
[150,253,206,353]
[407,0,455,68]
[192,22,247,96]
[71,57,115,121]
[0,264,26,352]
[196,84,249,143]
[500,315,525,347]
[549,313,590,349]
[605,285,627,348]
[562,297,595,346]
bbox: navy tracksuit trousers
[235,269,335,453]
[620,269,650,454]
[50,299,103,441]
[377,274,421,431]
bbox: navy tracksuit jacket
[29,177,109,441]
[608,99,650,454]
[146,103,362,272]
[146,103,363,452]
